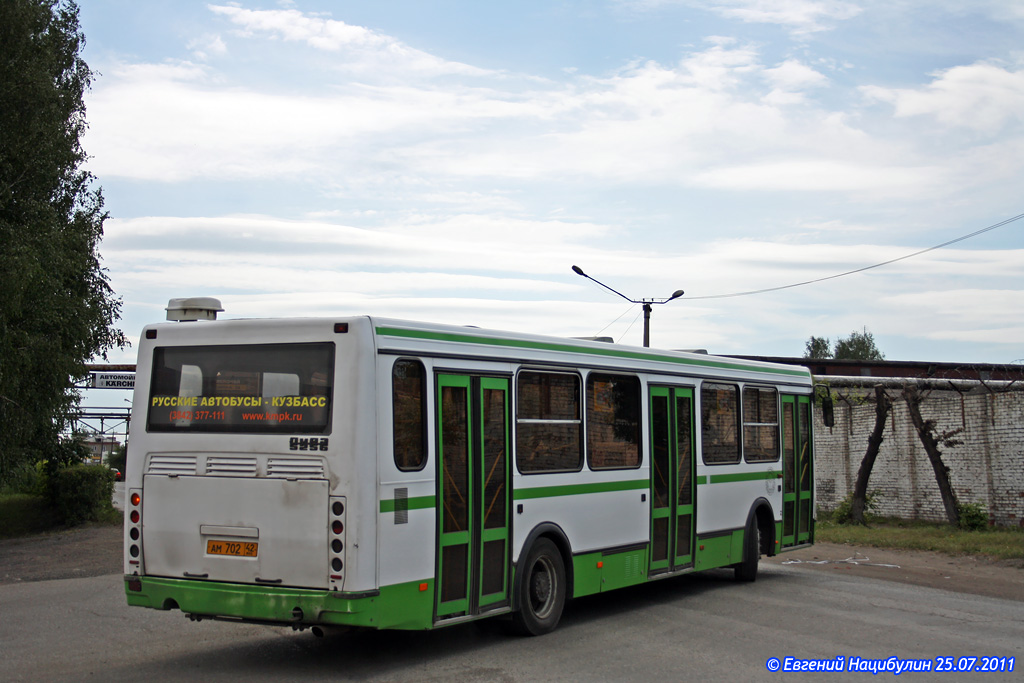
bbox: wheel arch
[744,497,776,557]
[512,522,573,611]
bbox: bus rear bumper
[124,575,434,630]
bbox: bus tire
[734,520,759,582]
[512,538,566,636]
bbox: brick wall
[814,388,1024,527]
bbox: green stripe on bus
[708,471,779,484]
[375,326,809,378]
[379,495,435,513]
[513,479,648,500]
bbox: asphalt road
[2,561,1021,682]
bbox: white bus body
[124,315,815,634]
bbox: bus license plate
[206,540,258,558]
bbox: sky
[75,0,1024,371]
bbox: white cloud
[763,59,829,105]
[208,4,493,77]
[84,4,1024,216]
[86,33,1012,202]
[620,0,862,33]
[97,206,1024,365]
[705,0,862,33]
[102,214,616,281]
[862,62,1024,134]
[84,59,539,181]
[879,289,1024,344]
[186,33,227,61]
[79,2,1024,366]
[104,213,1022,304]
[692,159,943,192]
[415,46,934,194]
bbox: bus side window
[516,371,582,473]
[393,359,427,471]
[586,373,641,470]
[701,383,740,465]
[742,386,780,462]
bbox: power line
[682,212,1024,301]
[594,304,636,337]
[619,307,646,340]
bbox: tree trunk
[904,385,960,525]
[850,386,890,524]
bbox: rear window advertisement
[147,343,334,434]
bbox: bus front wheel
[512,538,566,636]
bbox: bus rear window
[147,343,334,434]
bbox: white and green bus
[124,300,817,635]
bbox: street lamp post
[572,265,684,348]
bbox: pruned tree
[830,378,988,528]
[0,0,126,486]
[903,385,963,526]
[848,385,891,524]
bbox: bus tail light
[328,496,347,589]
[127,488,144,573]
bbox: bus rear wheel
[734,519,760,582]
[512,538,566,636]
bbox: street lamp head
[570,264,683,347]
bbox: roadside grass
[0,493,120,540]
[816,517,1024,561]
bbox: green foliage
[0,0,127,487]
[827,490,880,525]
[0,493,62,538]
[803,336,832,359]
[39,436,90,501]
[0,459,42,495]
[32,460,49,496]
[803,328,885,361]
[106,442,127,473]
[957,502,989,531]
[834,328,885,360]
[50,463,115,526]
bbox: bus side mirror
[816,384,835,428]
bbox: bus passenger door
[436,374,511,620]
[649,386,696,574]
[781,395,813,547]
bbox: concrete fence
[813,380,1024,527]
